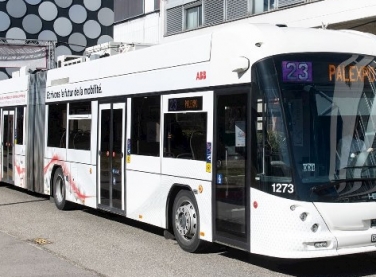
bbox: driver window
[256,95,292,178]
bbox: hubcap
[175,200,197,241]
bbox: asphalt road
[2,183,376,277]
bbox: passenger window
[131,96,161,156]
[16,107,24,145]
[68,102,91,150]
[163,112,207,161]
[47,104,67,148]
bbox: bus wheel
[172,190,202,252]
[53,168,71,210]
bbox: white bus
[2,23,376,258]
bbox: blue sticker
[206,142,211,163]
[217,174,223,184]
[127,139,131,155]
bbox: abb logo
[196,71,206,80]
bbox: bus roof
[36,23,376,101]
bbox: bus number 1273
[272,183,294,194]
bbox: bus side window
[163,112,207,160]
[131,96,161,156]
[47,104,67,148]
[16,107,24,145]
[68,102,91,151]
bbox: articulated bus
[2,23,376,258]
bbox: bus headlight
[300,212,308,221]
[311,224,319,232]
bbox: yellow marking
[139,215,143,219]
[200,232,205,237]
[206,163,211,173]
[127,156,131,163]
[33,238,52,245]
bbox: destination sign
[328,64,376,82]
[282,61,312,82]
[168,97,203,111]
[282,60,376,84]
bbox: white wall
[114,12,160,44]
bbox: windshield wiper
[310,178,372,194]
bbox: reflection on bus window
[68,102,91,150]
[163,112,207,160]
[47,104,67,148]
[131,96,160,156]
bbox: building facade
[0,0,114,79]
[113,0,376,44]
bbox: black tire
[53,168,72,210]
[172,190,203,252]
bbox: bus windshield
[257,53,376,203]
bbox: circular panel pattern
[83,20,101,39]
[0,11,11,32]
[6,27,26,40]
[25,0,42,4]
[55,45,72,59]
[54,17,73,37]
[0,71,9,81]
[23,14,43,34]
[69,5,87,24]
[83,0,101,11]
[39,1,58,21]
[97,35,113,45]
[98,8,114,27]
[38,30,58,41]
[6,0,27,18]
[68,33,87,52]
[54,0,72,9]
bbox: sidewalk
[0,231,99,277]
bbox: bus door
[2,109,14,183]
[98,103,126,212]
[214,91,249,249]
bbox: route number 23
[282,61,312,82]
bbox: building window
[114,0,144,22]
[154,0,160,10]
[185,5,202,30]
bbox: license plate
[372,234,376,243]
